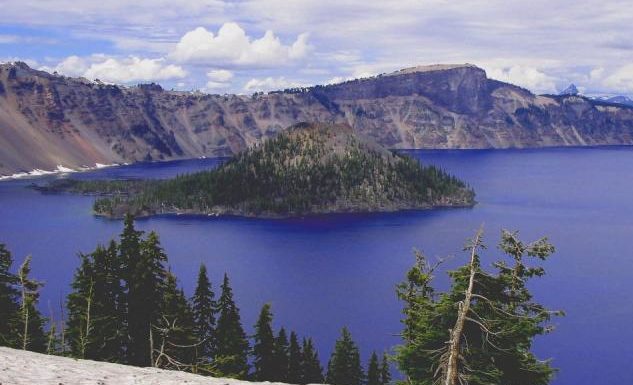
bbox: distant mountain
[559,84,579,96]
[43,122,475,218]
[2,62,633,175]
[592,95,633,107]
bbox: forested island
[38,123,475,218]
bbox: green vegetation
[395,228,562,385]
[43,123,474,218]
[0,246,47,352]
[0,220,561,385]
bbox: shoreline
[4,144,633,182]
[0,162,123,182]
[93,200,477,220]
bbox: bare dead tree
[17,255,41,351]
[442,227,484,385]
[78,280,94,359]
[150,316,212,373]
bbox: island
[38,123,475,218]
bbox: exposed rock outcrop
[1,62,633,175]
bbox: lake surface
[2,147,633,384]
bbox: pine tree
[326,327,364,385]
[93,243,126,361]
[128,230,168,367]
[302,337,324,384]
[16,255,47,352]
[214,273,249,378]
[379,352,391,385]
[252,303,276,381]
[288,331,304,384]
[154,271,196,369]
[272,327,290,381]
[395,229,562,385]
[66,252,96,358]
[191,263,216,366]
[118,214,143,364]
[367,351,381,385]
[0,244,20,348]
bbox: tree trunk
[444,228,482,385]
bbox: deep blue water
[2,147,633,384]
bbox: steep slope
[0,346,293,385]
[44,123,474,218]
[2,62,633,175]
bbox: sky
[0,0,632,96]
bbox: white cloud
[601,65,633,94]
[243,77,305,93]
[170,23,310,68]
[203,69,234,92]
[487,65,558,94]
[42,55,186,83]
[207,69,233,83]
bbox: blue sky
[1,0,632,96]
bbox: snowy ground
[0,347,294,385]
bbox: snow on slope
[0,347,298,385]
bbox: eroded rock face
[1,62,633,174]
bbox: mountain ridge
[2,62,633,175]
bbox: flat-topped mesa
[47,122,475,218]
[314,63,490,114]
[385,63,482,76]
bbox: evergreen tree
[191,263,216,365]
[395,229,562,385]
[154,271,196,369]
[16,255,47,352]
[252,303,276,381]
[118,214,143,363]
[366,351,381,385]
[0,244,20,348]
[93,243,126,361]
[127,230,168,366]
[379,353,390,385]
[302,337,324,384]
[326,327,363,385]
[66,252,96,358]
[272,327,290,381]
[288,331,304,384]
[215,273,249,378]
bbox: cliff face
[1,62,633,174]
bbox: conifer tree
[0,244,20,348]
[214,273,249,378]
[302,337,324,384]
[326,327,364,385]
[127,230,168,366]
[367,351,381,385]
[272,327,290,381]
[153,271,196,369]
[67,241,126,361]
[379,352,391,385]
[288,331,304,384]
[395,229,562,385]
[16,255,47,352]
[93,243,126,361]
[66,252,95,358]
[191,263,216,366]
[252,303,276,381]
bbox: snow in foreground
[0,347,300,385]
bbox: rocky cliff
[2,62,633,175]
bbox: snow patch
[0,163,120,182]
[0,347,301,385]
